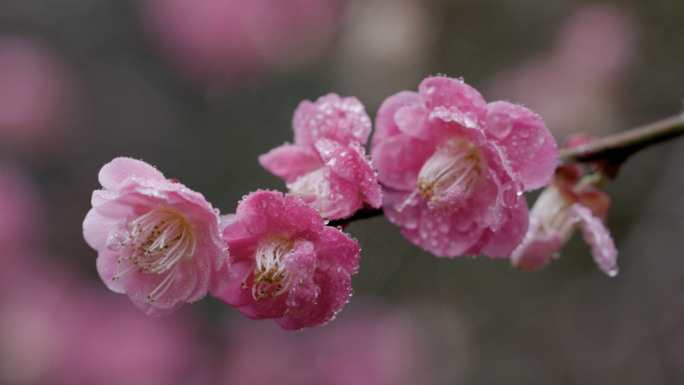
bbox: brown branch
[327,207,384,227]
[559,112,684,164]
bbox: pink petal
[468,200,529,258]
[95,247,126,293]
[383,190,483,258]
[485,101,558,190]
[510,231,563,272]
[82,206,120,251]
[394,105,430,138]
[316,226,361,276]
[98,157,165,191]
[371,134,434,191]
[218,261,255,308]
[293,93,372,146]
[419,76,487,124]
[372,90,421,148]
[571,203,619,276]
[258,143,322,182]
[234,190,325,239]
[317,139,382,211]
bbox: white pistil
[531,184,575,239]
[416,138,484,202]
[111,207,196,302]
[287,168,330,203]
[242,238,295,301]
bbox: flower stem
[559,112,684,164]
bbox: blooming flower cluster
[83,74,620,329]
[84,157,360,328]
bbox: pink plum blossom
[0,254,204,385]
[218,300,467,384]
[511,164,618,276]
[259,93,382,220]
[486,4,636,140]
[371,75,558,258]
[52,291,204,385]
[0,35,80,159]
[0,258,76,385]
[83,157,230,316]
[218,189,361,330]
[0,163,44,260]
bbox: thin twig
[559,112,684,164]
[328,207,383,227]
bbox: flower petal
[371,90,420,148]
[371,135,434,191]
[419,76,487,124]
[293,93,372,146]
[571,203,618,276]
[258,143,322,182]
[485,101,558,190]
[98,157,166,191]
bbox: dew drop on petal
[403,215,418,230]
[106,228,128,251]
[607,266,619,277]
[439,222,450,233]
[488,115,513,139]
[501,185,519,208]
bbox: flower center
[109,207,196,302]
[287,168,330,204]
[417,138,484,202]
[531,184,575,238]
[242,238,295,301]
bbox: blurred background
[1,0,684,384]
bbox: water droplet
[439,223,450,233]
[404,216,418,229]
[106,229,127,251]
[607,266,619,277]
[501,185,519,208]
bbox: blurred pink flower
[487,4,636,139]
[371,75,558,258]
[511,164,618,275]
[141,0,347,89]
[310,306,428,385]
[0,35,79,158]
[83,157,230,316]
[0,258,75,385]
[219,301,467,384]
[0,163,44,259]
[259,93,382,219]
[0,254,204,385]
[53,291,204,385]
[218,190,360,330]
